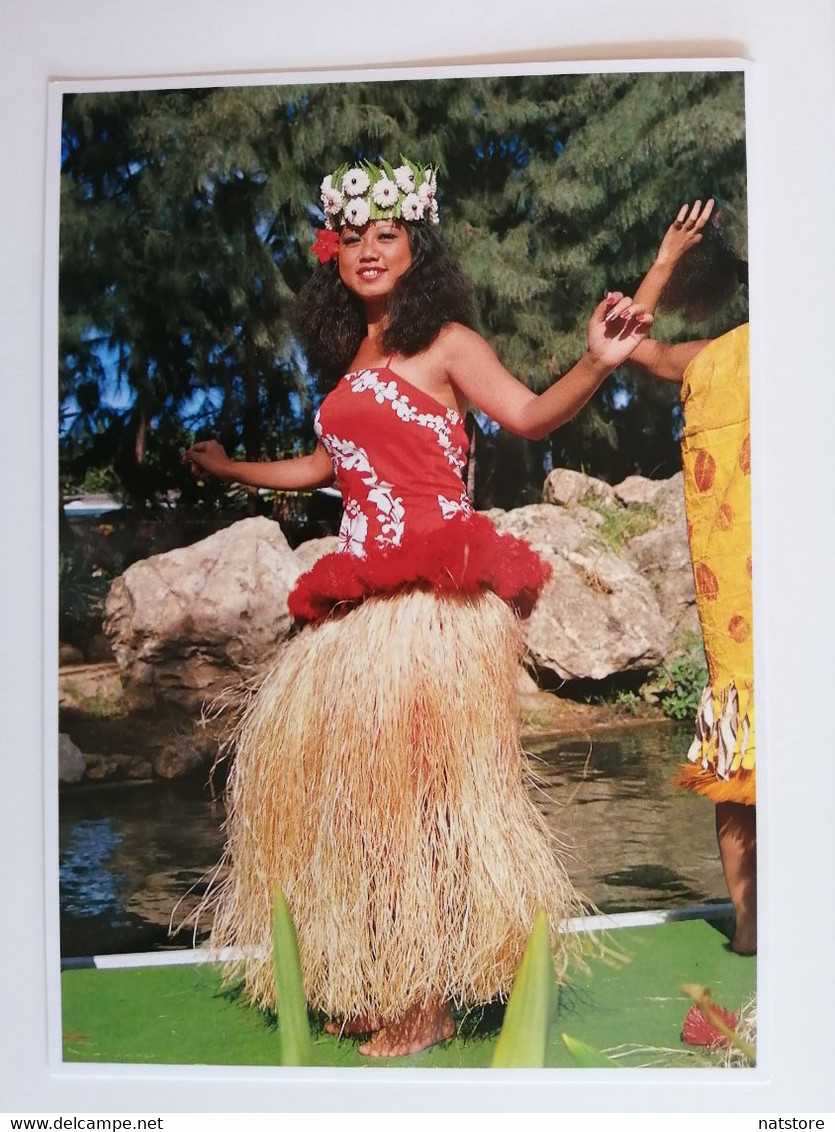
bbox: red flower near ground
[681,1003,739,1048]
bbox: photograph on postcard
[54,63,754,1069]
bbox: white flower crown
[320,157,439,229]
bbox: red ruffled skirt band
[288,513,551,625]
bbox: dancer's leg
[715,801,757,954]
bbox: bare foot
[358,999,455,1058]
[324,1014,381,1037]
[731,916,757,956]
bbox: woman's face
[338,220,413,303]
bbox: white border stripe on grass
[74,904,733,970]
[561,902,733,935]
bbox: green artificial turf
[62,918,755,1069]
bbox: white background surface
[1,0,833,1114]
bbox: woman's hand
[632,199,715,314]
[586,292,653,370]
[184,439,233,481]
[654,198,715,268]
[183,440,335,491]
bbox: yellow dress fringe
[205,587,585,1020]
[679,323,755,805]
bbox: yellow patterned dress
[677,323,755,805]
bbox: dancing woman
[186,157,653,1056]
[631,200,756,954]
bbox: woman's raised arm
[633,198,715,313]
[443,293,652,441]
[184,439,335,491]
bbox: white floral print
[315,415,406,551]
[339,500,369,556]
[315,368,471,548]
[438,493,473,520]
[345,370,465,474]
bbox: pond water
[58,720,727,958]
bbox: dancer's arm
[443,293,652,441]
[633,199,715,312]
[184,439,335,490]
[628,338,711,383]
[627,199,716,382]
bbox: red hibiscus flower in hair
[311,228,340,263]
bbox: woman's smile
[339,220,412,300]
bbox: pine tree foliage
[59,71,747,506]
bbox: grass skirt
[203,587,585,1020]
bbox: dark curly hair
[293,223,477,388]
[659,215,748,322]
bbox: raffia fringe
[195,588,588,1020]
[679,680,756,805]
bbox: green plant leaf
[491,907,555,1068]
[272,887,315,1066]
[561,1032,618,1068]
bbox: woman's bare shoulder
[436,321,483,349]
[434,322,492,368]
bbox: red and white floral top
[288,366,550,625]
[315,365,473,555]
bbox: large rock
[543,468,617,509]
[293,534,338,573]
[648,472,685,521]
[613,474,668,507]
[625,518,699,637]
[105,517,302,711]
[525,547,673,681]
[490,504,587,557]
[496,504,673,681]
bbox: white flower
[320,174,333,194]
[372,176,398,208]
[342,167,370,196]
[321,186,344,215]
[394,165,416,193]
[417,180,434,205]
[400,192,424,221]
[423,167,437,192]
[343,197,371,226]
[428,199,440,226]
